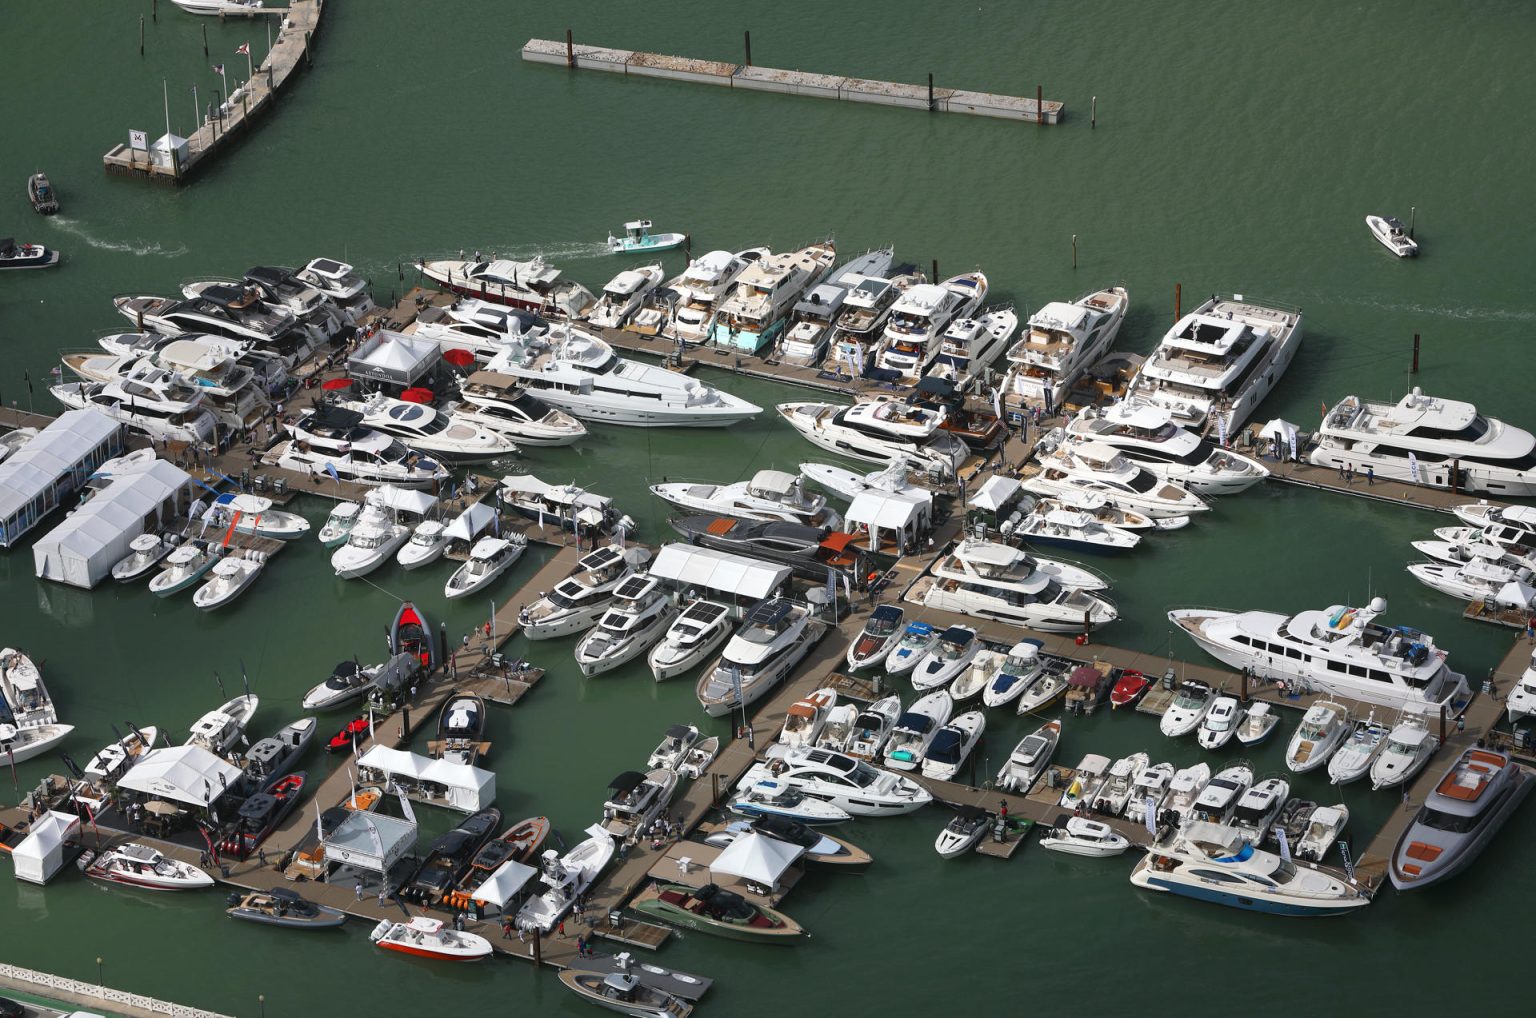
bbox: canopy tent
[444,501,497,542]
[33,459,192,588]
[347,330,442,387]
[468,859,539,912]
[1495,579,1536,611]
[118,745,243,807]
[649,543,792,601]
[368,485,438,518]
[969,475,1022,514]
[499,474,612,510]
[356,744,496,813]
[1258,418,1300,459]
[708,831,804,891]
[321,809,417,875]
[845,490,932,553]
[11,810,82,885]
[0,409,123,548]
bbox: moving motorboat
[418,254,596,318]
[696,599,818,716]
[1159,680,1215,738]
[844,694,902,762]
[995,719,1060,794]
[921,539,1118,632]
[729,777,851,825]
[148,543,219,596]
[910,625,981,692]
[1390,747,1531,891]
[1001,286,1128,412]
[982,641,1046,709]
[436,692,486,766]
[185,694,259,755]
[338,393,518,464]
[881,691,953,771]
[1367,213,1418,257]
[1284,701,1350,774]
[1124,762,1177,824]
[576,574,677,676]
[778,688,837,749]
[27,171,59,214]
[608,220,686,254]
[1230,776,1290,843]
[84,843,213,891]
[1296,804,1349,862]
[110,534,174,582]
[587,264,664,329]
[1327,715,1390,785]
[777,397,969,476]
[1369,715,1438,790]
[0,238,60,270]
[370,917,492,961]
[192,554,265,610]
[845,605,905,671]
[1190,762,1254,823]
[444,535,528,599]
[226,886,348,930]
[651,469,841,527]
[1039,817,1130,857]
[884,621,939,676]
[1063,402,1271,495]
[920,711,986,781]
[453,373,588,445]
[631,882,804,942]
[1023,442,1210,520]
[558,969,696,1018]
[1236,701,1280,745]
[649,599,733,681]
[934,806,991,859]
[397,520,450,569]
[1196,695,1243,749]
[1059,754,1112,812]
[756,746,932,816]
[519,545,647,640]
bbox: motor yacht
[332,514,410,579]
[1025,491,1183,532]
[669,514,864,585]
[1064,402,1270,495]
[652,469,841,527]
[935,805,992,859]
[110,533,174,582]
[1327,715,1390,785]
[114,291,315,367]
[921,538,1118,632]
[602,768,679,839]
[881,690,953,771]
[1169,596,1471,713]
[51,376,216,444]
[884,621,939,676]
[777,397,970,477]
[696,599,818,716]
[278,406,449,489]
[337,393,518,464]
[1058,754,1112,812]
[1095,752,1150,816]
[801,457,929,503]
[1125,294,1303,433]
[1236,701,1280,745]
[318,502,362,547]
[205,492,310,541]
[1296,804,1349,862]
[1190,762,1253,823]
[296,257,376,323]
[1039,817,1131,857]
[65,338,269,431]
[1451,501,1536,544]
[409,298,547,362]
[649,598,733,680]
[1412,535,1534,572]
[84,843,214,892]
[845,605,905,671]
[193,554,265,610]
[587,264,664,329]
[1196,695,1243,749]
[1390,747,1531,891]
[1001,286,1128,412]
[1131,821,1369,916]
[1009,507,1141,553]
[445,535,528,599]
[452,375,586,446]
[910,625,981,692]
[558,969,696,1017]
[1369,715,1439,790]
[995,719,1060,794]
[1159,680,1215,738]
[819,268,926,377]
[729,776,852,825]
[1124,762,1177,824]
[778,688,838,748]
[1164,763,1212,823]
[710,242,837,353]
[1408,553,1535,608]
[520,544,646,640]
[1507,653,1536,725]
[920,710,986,781]
[148,542,219,596]
[576,575,676,676]
[185,693,259,755]
[1024,441,1209,519]
[0,237,58,269]
[1231,776,1289,843]
[925,306,1019,389]
[775,249,894,367]
[500,475,631,537]
[418,254,596,318]
[649,247,767,344]
[757,746,932,816]
[1284,701,1351,773]
[873,272,988,381]
[844,695,902,762]
[482,326,760,427]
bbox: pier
[522,38,1063,124]
[102,0,327,184]
[0,961,234,1018]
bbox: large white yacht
[296,257,376,324]
[408,299,547,363]
[184,271,345,342]
[775,248,894,367]
[51,375,217,444]
[1063,402,1270,495]
[450,374,588,447]
[481,327,760,427]
[696,599,819,716]
[519,545,646,640]
[743,746,933,817]
[1309,389,1536,497]
[651,469,841,527]
[1169,596,1470,713]
[647,248,765,344]
[574,574,677,677]
[98,331,289,391]
[336,392,518,463]
[819,268,925,377]
[925,307,1020,389]
[1002,286,1128,412]
[777,397,970,476]
[873,272,988,381]
[922,539,1118,632]
[416,255,596,319]
[710,243,837,354]
[1125,295,1303,433]
[275,406,450,488]
[1022,441,1210,518]
[64,339,268,431]
[586,265,664,330]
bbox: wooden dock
[522,37,1063,123]
[103,1,327,183]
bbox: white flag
[1143,796,1157,838]
[841,344,861,379]
[395,781,417,826]
[1408,451,1421,484]
[1287,428,1298,461]
[1215,410,1229,448]
[1276,826,1291,863]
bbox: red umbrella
[321,377,352,391]
[401,387,435,404]
[441,348,475,368]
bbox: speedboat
[111,534,174,582]
[1108,668,1151,710]
[332,516,410,579]
[148,543,219,596]
[576,575,677,676]
[648,599,733,680]
[1367,214,1418,257]
[401,814,502,904]
[1190,762,1254,823]
[84,843,214,891]
[1390,747,1531,891]
[1271,798,1317,852]
[1027,491,1182,532]
[778,688,837,748]
[1064,402,1271,495]
[921,539,1118,633]
[647,725,701,771]
[520,544,646,640]
[1039,817,1130,857]
[317,502,362,547]
[982,642,1046,709]
[1131,821,1369,916]
[632,881,805,942]
[339,392,518,464]
[1095,752,1150,816]
[1236,702,1280,745]
[587,264,664,328]
[436,693,486,766]
[0,722,73,763]
[0,238,59,270]
[1370,715,1439,790]
[934,806,991,859]
[185,694,259,755]
[678,737,720,780]
[1412,536,1534,572]
[444,534,528,599]
[910,625,980,692]
[418,253,596,318]
[995,719,1060,794]
[1327,715,1390,785]
[1059,754,1112,812]
[696,598,818,716]
[558,969,696,1018]
[709,815,869,869]
[1196,695,1243,749]
[1284,701,1350,773]
[242,719,317,790]
[816,703,858,752]
[396,520,450,569]
[218,772,308,859]
[226,887,348,930]
[608,220,686,254]
[756,746,932,816]
[390,602,439,672]
[950,648,1002,703]
[884,621,939,676]
[1001,286,1128,412]
[499,474,632,535]
[206,493,311,541]
[1165,763,1213,824]
[651,469,841,527]
[170,1,265,16]
[83,726,160,783]
[1015,656,1074,714]
[1023,442,1210,520]
[776,397,970,477]
[370,917,492,961]
[881,691,952,771]
[602,768,679,839]
[278,406,449,489]
[192,554,265,610]
[452,374,587,446]
[302,660,379,710]
[1010,507,1141,553]
[844,695,902,762]
[517,825,617,932]
[27,170,59,214]
[729,778,851,825]
[710,242,838,353]
[1296,804,1349,862]
[0,651,56,729]
[845,605,905,671]
[1159,681,1215,738]
[920,710,986,781]
[1124,762,1177,825]
[1230,776,1290,843]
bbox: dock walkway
[0,962,234,1018]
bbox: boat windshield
[1418,805,1480,834]
[1299,721,1330,740]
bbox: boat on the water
[226,886,348,929]
[607,220,687,254]
[1366,214,1418,257]
[27,171,59,214]
[557,969,695,1018]
[84,843,213,891]
[370,916,492,961]
[631,881,805,942]
[1389,746,1531,891]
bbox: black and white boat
[0,237,59,269]
[27,172,59,214]
[1367,214,1418,258]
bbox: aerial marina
[2,3,1534,1017]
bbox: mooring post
[565,29,575,68]
[1241,666,1249,701]
[532,932,543,965]
[202,23,208,56]
[931,258,939,283]
[1175,282,1182,319]
[684,233,692,263]
[1037,85,1043,123]
[1439,704,1447,746]
[303,30,312,67]
[1409,205,1416,239]
[744,30,752,67]
[152,0,157,21]
[1091,95,1097,129]
[1451,459,1460,494]
[1071,234,1078,269]
[140,15,145,56]
[928,73,935,112]
[1411,332,1420,374]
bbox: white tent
[444,501,497,542]
[118,745,242,807]
[369,485,438,518]
[0,409,123,547]
[649,543,792,601]
[1259,418,1299,443]
[33,459,191,588]
[968,475,1021,513]
[468,858,539,913]
[347,330,441,387]
[709,831,804,891]
[1495,580,1536,611]
[846,490,932,552]
[12,810,81,885]
[322,810,417,875]
[356,744,496,813]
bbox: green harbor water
[3,1,1535,1014]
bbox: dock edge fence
[0,962,236,1018]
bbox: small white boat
[995,719,1060,794]
[1123,762,1176,824]
[778,688,837,748]
[84,843,214,891]
[148,543,219,597]
[192,555,264,610]
[1284,701,1350,773]
[1159,681,1214,737]
[1039,817,1130,857]
[317,501,362,547]
[587,264,664,329]
[370,916,492,962]
[950,649,1001,703]
[607,220,687,254]
[981,641,1044,709]
[111,534,173,582]
[186,693,259,754]
[1096,752,1150,816]
[1015,657,1073,715]
[646,724,701,771]
[729,778,851,825]
[934,806,991,859]
[1327,715,1390,785]
[884,621,939,675]
[1058,754,1111,811]
[677,736,720,779]
[1164,762,1212,823]
[1369,715,1438,790]
[1235,701,1280,745]
[445,535,527,599]
[0,722,74,763]
[648,599,732,681]
[207,492,311,541]
[1366,214,1418,257]
[83,726,160,782]
[882,690,953,771]
[396,520,449,570]
[844,695,902,762]
[332,518,410,579]
[844,605,905,671]
[301,660,378,711]
[910,626,980,692]
[921,710,986,782]
[816,703,858,752]
[1196,696,1242,750]
[1296,803,1349,862]
[169,1,265,16]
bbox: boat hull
[1131,870,1368,916]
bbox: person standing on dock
[1366,465,1375,485]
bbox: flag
[1338,840,1355,881]
[236,43,250,56]
[1276,826,1291,863]
[1408,451,1421,485]
[1215,410,1229,448]
[841,344,861,379]
[1320,400,1328,419]
[395,782,416,826]
[1143,796,1157,838]
[825,566,837,605]
[212,63,225,75]
[1287,428,1298,461]
[324,462,340,482]
[315,802,325,842]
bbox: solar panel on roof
[616,576,650,598]
[746,599,792,625]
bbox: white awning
[469,859,539,909]
[11,810,81,884]
[649,543,791,600]
[709,831,804,890]
[322,810,417,874]
[445,501,497,541]
[847,490,931,530]
[1259,418,1299,443]
[33,459,192,588]
[969,475,1021,513]
[356,745,496,813]
[118,745,242,807]
[368,485,438,517]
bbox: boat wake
[420,241,614,264]
[48,217,189,258]
[1297,290,1536,323]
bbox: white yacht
[184,272,343,342]
[1164,763,1212,823]
[921,539,1118,632]
[1408,551,1534,607]
[193,554,264,610]
[873,272,988,382]
[575,575,676,677]
[277,405,450,489]
[1001,286,1128,412]
[1310,389,1536,496]
[114,291,316,367]
[1190,762,1254,824]
[452,374,587,446]
[925,307,1019,389]
[1196,695,1243,750]
[111,534,173,582]
[1370,716,1439,790]
[981,642,1045,709]
[777,398,970,476]
[317,502,362,547]
[331,513,410,579]
[1064,402,1270,495]
[587,265,664,329]
[648,599,733,680]
[338,393,518,464]
[755,746,932,816]
[1230,776,1289,843]
[51,376,216,444]
[149,543,219,596]
[909,626,981,693]
[885,622,939,676]
[776,249,894,367]
[417,254,597,319]
[651,248,766,344]
[995,719,1060,793]
[1367,214,1418,258]
[409,299,547,363]
[1159,680,1214,737]
[1010,507,1141,552]
[444,535,528,599]
[1096,752,1150,816]
[710,242,837,354]
[185,694,259,755]
[1125,295,1303,433]
[779,688,838,749]
[820,269,924,376]
[1124,762,1176,824]
[651,469,841,527]
[0,650,55,727]
[519,545,645,640]
[1506,652,1536,726]
[696,599,818,716]
[396,520,449,570]
[845,694,903,762]
[920,711,986,782]
[844,605,906,671]
[481,327,760,427]
[65,338,269,431]
[1023,441,1210,519]
[1169,597,1470,713]
[296,257,376,324]
[1284,701,1351,774]
[1451,502,1536,543]
[1328,715,1390,785]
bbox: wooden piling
[565,29,574,68]
[532,933,543,966]
[1071,234,1078,269]
[1440,704,1447,745]
[1174,282,1181,319]
[1091,95,1096,129]
[1411,333,1420,374]
[931,258,939,283]
[139,15,145,56]
[1451,459,1460,495]
[203,23,208,56]
[1409,205,1416,239]
[152,0,157,21]
[744,30,752,67]
[1241,666,1248,700]
[304,30,312,67]
[1036,85,1043,123]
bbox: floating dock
[521,37,1063,124]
